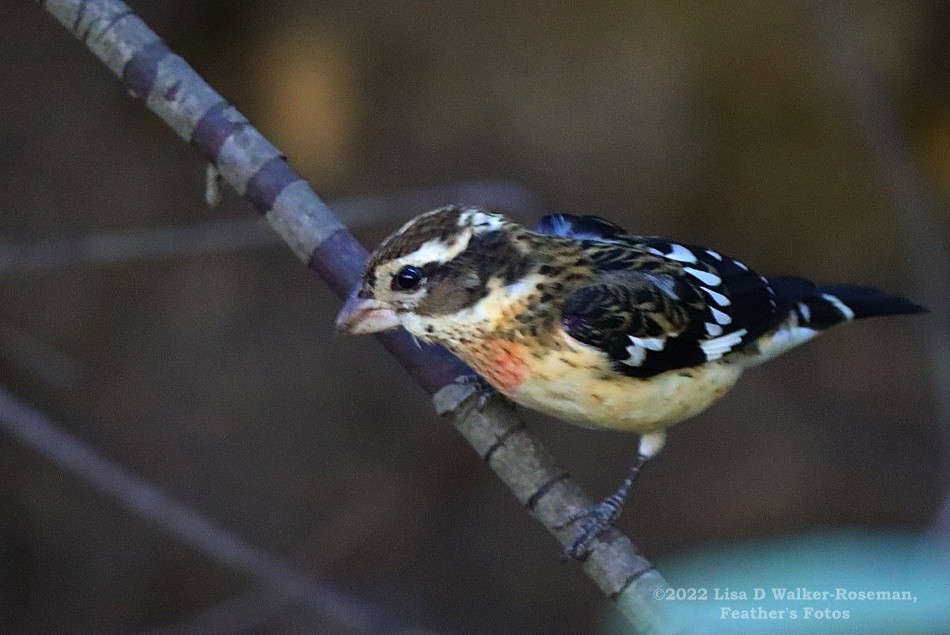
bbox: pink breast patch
[475,339,529,393]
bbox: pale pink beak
[335,290,401,335]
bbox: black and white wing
[560,232,781,377]
[546,213,926,376]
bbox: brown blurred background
[0,1,947,633]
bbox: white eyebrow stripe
[398,231,471,267]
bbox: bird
[335,205,926,558]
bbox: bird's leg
[557,432,666,560]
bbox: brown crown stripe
[245,156,301,215]
[121,39,172,100]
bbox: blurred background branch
[0,177,538,632]
[0,180,537,277]
[0,387,430,635]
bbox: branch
[0,320,440,633]
[0,180,538,277]
[0,387,432,635]
[33,1,673,631]
[808,2,950,537]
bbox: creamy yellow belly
[502,335,743,434]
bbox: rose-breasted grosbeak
[336,205,925,557]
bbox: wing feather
[559,224,782,377]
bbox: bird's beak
[335,291,400,335]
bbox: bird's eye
[394,265,423,291]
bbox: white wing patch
[821,293,855,320]
[762,275,776,309]
[797,301,811,323]
[709,306,732,325]
[622,335,666,367]
[700,329,748,360]
[665,244,698,263]
[648,243,698,263]
[683,267,722,286]
[634,336,666,351]
[702,286,730,307]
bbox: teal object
[603,530,950,634]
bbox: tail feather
[749,276,926,365]
[767,276,927,330]
[814,284,927,322]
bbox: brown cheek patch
[416,280,485,315]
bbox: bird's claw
[452,374,496,410]
[556,500,623,560]
[433,374,498,416]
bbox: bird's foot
[556,498,624,560]
[452,374,496,410]
[433,374,497,416]
[556,442,656,559]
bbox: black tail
[767,276,926,329]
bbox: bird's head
[335,205,537,339]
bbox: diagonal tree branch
[32,1,674,631]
